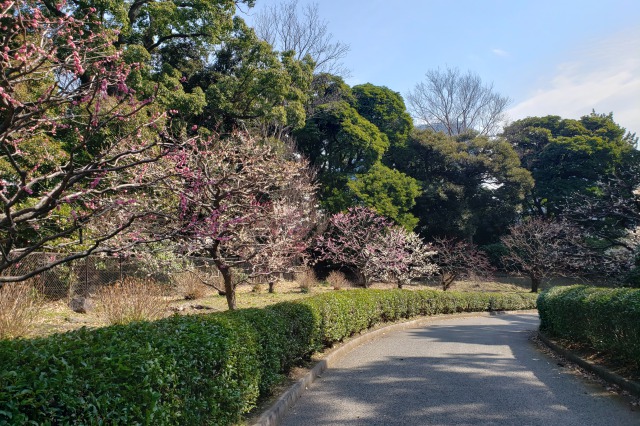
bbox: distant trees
[500,217,597,292]
[407,67,510,136]
[253,0,350,76]
[502,112,638,218]
[393,130,533,244]
[294,79,421,228]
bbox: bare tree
[407,67,510,136]
[432,237,494,291]
[500,217,598,292]
[253,0,350,76]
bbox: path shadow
[281,313,639,426]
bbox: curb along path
[261,312,639,426]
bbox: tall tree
[186,19,314,135]
[352,84,413,150]
[394,130,533,244]
[253,0,350,76]
[294,99,389,212]
[502,112,638,217]
[407,67,510,136]
[348,162,420,230]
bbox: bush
[296,268,318,293]
[326,270,350,290]
[95,278,169,325]
[174,271,210,300]
[0,281,42,339]
[0,290,536,425]
[538,285,640,368]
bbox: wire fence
[1,252,222,300]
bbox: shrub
[0,281,42,339]
[296,268,318,293]
[174,272,209,300]
[95,278,169,325]
[0,289,536,425]
[326,270,350,290]
[0,315,260,425]
[538,285,640,367]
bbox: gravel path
[280,312,639,425]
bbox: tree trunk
[441,272,456,291]
[210,247,236,310]
[268,281,275,293]
[221,266,236,309]
[397,281,403,289]
[530,274,541,293]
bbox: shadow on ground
[281,313,639,426]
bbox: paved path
[280,312,639,425]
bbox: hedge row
[537,285,640,367]
[0,290,536,425]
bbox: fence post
[85,256,89,295]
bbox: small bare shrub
[326,271,350,290]
[0,281,42,339]
[174,272,209,300]
[296,268,318,293]
[96,278,169,325]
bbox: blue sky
[242,0,640,135]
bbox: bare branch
[407,67,510,136]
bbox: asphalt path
[280,312,639,425]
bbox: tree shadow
[281,314,639,425]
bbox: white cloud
[507,29,640,135]
[492,48,509,57]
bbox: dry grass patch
[295,268,318,293]
[326,271,351,290]
[174,271,211,300]
[95,278,170,325]
[0,281,43,339]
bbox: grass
[20,277,537,338]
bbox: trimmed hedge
[0,290,536,425]
[538,285,640,367]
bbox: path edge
[252,309,538,426]
[537,331,640,398]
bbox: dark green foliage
[351,84,413,150]
[395,129,533,243]
[538,285,640,368]
[0,291,536,425]
[503,112,638,216]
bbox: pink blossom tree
[0,0,177,282]
[316,207,437,287]
[315,207,392,287]
[382,227,438,288]
[172,133,316,309]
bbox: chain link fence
[1,253,223,300]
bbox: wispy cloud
[507,29,640,135]
[492,48,509,57]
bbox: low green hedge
[538,285,640,367]
[0,290,536,425]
